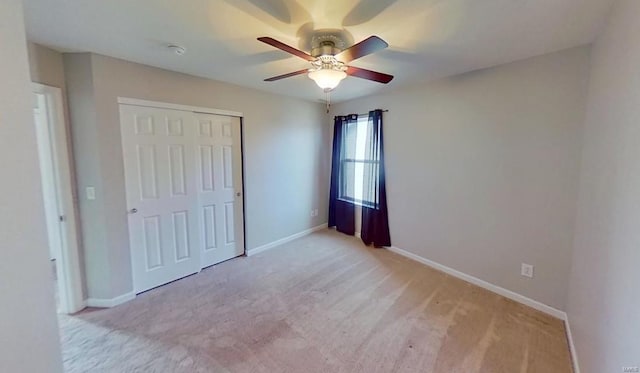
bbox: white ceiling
[23,0,614,103]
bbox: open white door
[32,83,84,314]
[120,102,245,293]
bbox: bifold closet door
[120,105,201,293]
[195,113,245,268]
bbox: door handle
[129,208,138,214]
[236,192,241,197]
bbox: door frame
[117,97,247,289]
[117,97,243,118]
[32,83,84,314]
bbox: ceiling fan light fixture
[308,68,347,91]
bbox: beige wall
[64,53,107,298]
[0,1,63,371]
[27,42,66,88]
[64,53,330,299]
[567,1,640,372]
[332,46,590,310]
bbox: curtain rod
[333,110,389,117]
[354,109,389,117]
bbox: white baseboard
[246,223,328,256]
[385,245,566,319]
[385,245,580,372]
[86,291,136,308]
[564,315,580,373]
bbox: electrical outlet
[313,208,319,217]
[521,263,534,278]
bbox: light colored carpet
[59,229,572,372]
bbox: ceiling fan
[257,35,394,91]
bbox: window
[339,116,379,207]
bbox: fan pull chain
[326,90,331,113]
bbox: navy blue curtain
[328,114,357,235]
[361,110,391,247]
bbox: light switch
[86,186,96,200]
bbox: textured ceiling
[23,0,614,103]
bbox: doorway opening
[32,83,84,314]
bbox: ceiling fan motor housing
[311,40,341,58]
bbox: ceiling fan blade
[336,36,388,63]
[257,37,315,61]
[264,69,309,82]
[346,66,394,84]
